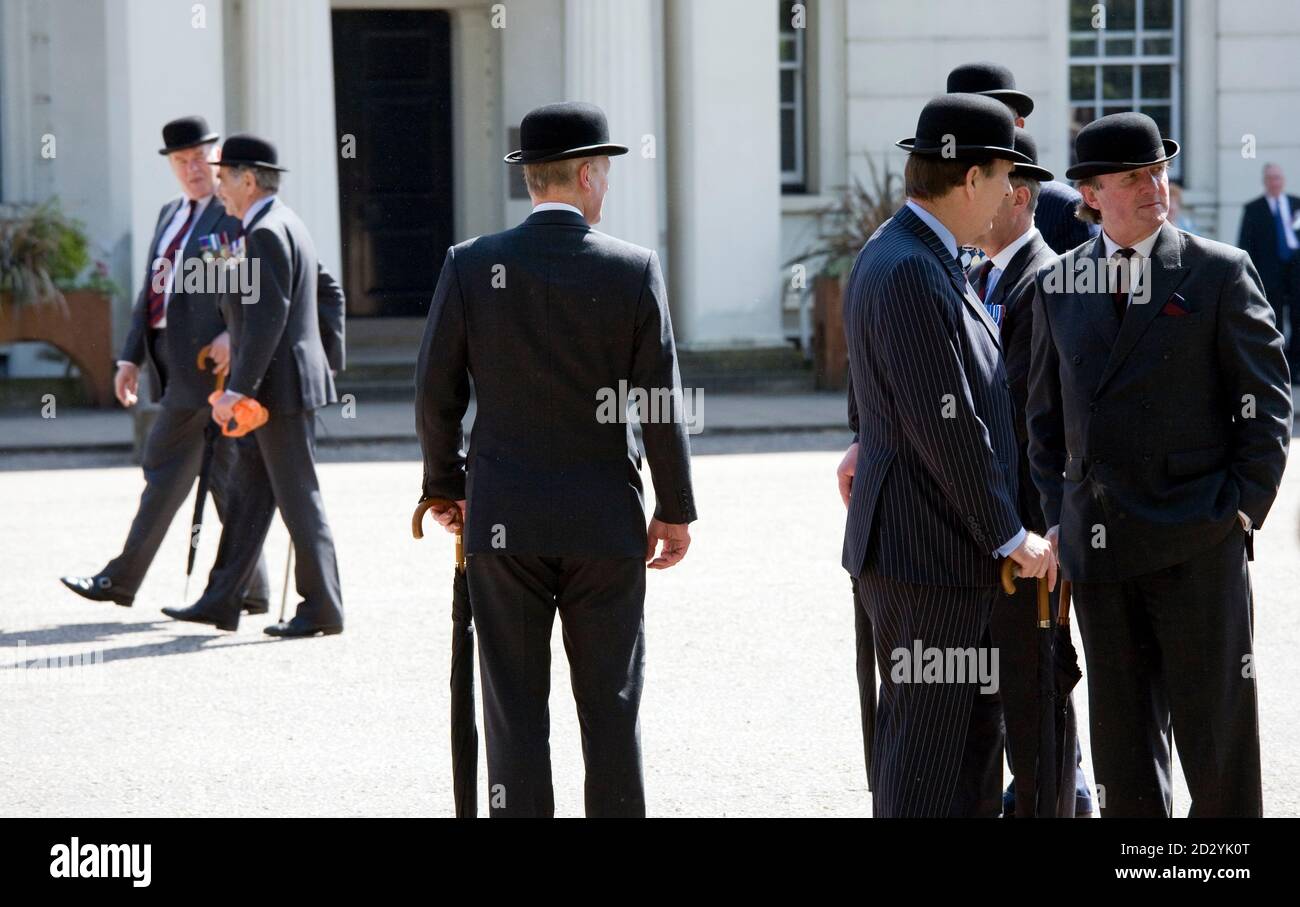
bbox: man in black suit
[947,63,1098,255]
[163,135,346,638]
[971,129,1093,817]
[1238,163,1300,377]
[1028,113,1292,816]
[60,117,271,614]
[415,103,696,817]
[842,94,1055,817]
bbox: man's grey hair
[226,164,281,194]
[1074,175,1102,224]
[1010,175,1041,214]
[522,156,592,196]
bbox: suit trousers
[195,410,343,626]
[103,331,270,604]
[858,570,1002,817]
[466,553,647,818]
[1073,521,1260,817]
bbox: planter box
[812,274,848,391]
[0,290,116,408]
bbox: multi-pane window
[779,1,807,192]
[1068,0,1181,178]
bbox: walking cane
[278,543,294,623]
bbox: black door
[332,9,453,318]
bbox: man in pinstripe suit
[842,94,1055,817]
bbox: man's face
[168,144,216,199]
[1083,161,1169,240]
[971,158,1014,238]
[978,182,1028,253]
[215,166,256,218]
[1264,165,1285,197]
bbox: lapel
[1096,222,1189,392]
[245,196,279,232]
[182,197,224,258]
[897,205,1002,349]
[984,233,1044,311]
[1077,234,1121,348]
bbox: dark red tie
[972,260,994,301]
[1110,247,1135,321]
[146,200,197,328]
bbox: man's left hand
[211,390,245,427]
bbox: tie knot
[1113,247,1136,259]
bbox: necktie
[1274,201,1295,264]
[972,259,994,301]
[1110,247,1136,322]
[146,200,197,328]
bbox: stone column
[564,0,661,252]
[238,0,342,270]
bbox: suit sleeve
[118,204,171,364]
[1236,204,1255,258]
[226,226,292,399]
[415,247,470,502]
[1026,274,1066,529]
[316,262,347,373]
[1217,251,1292,528]
[873,257,1022,553]
[631,251,697,524]
[847,375,859,442]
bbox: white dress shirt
[1267,194,1299,250]
[242,194,277,229]
[153,194,212,329]
[983,226,1039,301]
[531,201,585,218]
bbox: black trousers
[195,410,343,626]
[467,553,646,818]
[857,571,1002,817]
[1073,521,1260,817]
[103,331,269,604]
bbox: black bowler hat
[504,102,629,165]
[158,116,219,155]
[1065,112,1179,180]
[1010,128,1053,182]
[896,94,1031,164]
[946,63,1035,119]
[214,133,288,172]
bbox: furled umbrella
[413,497,478,819]
[1053,581,1083,817]
[184,344,225,601]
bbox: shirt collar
[242,194,277,228]
[1101,223,1162,259]
[988,226,1038,272]
[532,201,585,218]
[905,199,960,263]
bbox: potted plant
[787,157,903,390]
[0,200,120,407]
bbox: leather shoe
[61,574,133,607]
[161,603,239,632]
[242,599,270,615]
[264,616,343,638]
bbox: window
[1068,0,1181,178]
[779,1,807,193]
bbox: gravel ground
[1,434,1296,817]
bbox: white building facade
[1,0,1297,358]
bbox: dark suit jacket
[1027,223,1292,582]
[1237,194,1300,300]
[842,204,1022,586]
[983,230,1058,533]
[1034,180,1098,256]
[119,196,241,409]
[415,209,697,558]
[221,198,339,413]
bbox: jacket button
[1089,403,1097,413]
[1094,456,1105,465]
[1072,355,1082,365]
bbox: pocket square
[1161,293,1190,317]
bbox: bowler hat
[505,102,628,165]
[1065,112,1179,180]
[1010,128,1053,182]
[946,63,1035,119]
[896,94,1031,164]
[158,116,219,155]
[214,133,288,172]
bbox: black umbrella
[1053,581,1083,817]
[184,421,220,601]
[413,497,478,819]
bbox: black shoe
[264,616,343,638]
[161,603,240,632]
[242,599,270,615]
[60,575,133,607]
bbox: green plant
[787,155,904,280]
[0,200,116,309]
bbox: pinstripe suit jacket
[1034,180,1097,256]
[841,204,1023,586]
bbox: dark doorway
[332,9,453,318]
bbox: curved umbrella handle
[412,497,455,539]
[999,558,1018,595]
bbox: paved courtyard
[2,435,1297,817]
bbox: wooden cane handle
[412,497,466,571]
[1057,580,1072,628]
[999,558,1018,595]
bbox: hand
[209,331,231,377]
[210,390,243,427]
[837,442,859,508]
[1010,530,1057,591]
[429,499,466,534]
[113,362,139,408]
[646,518,690,569]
